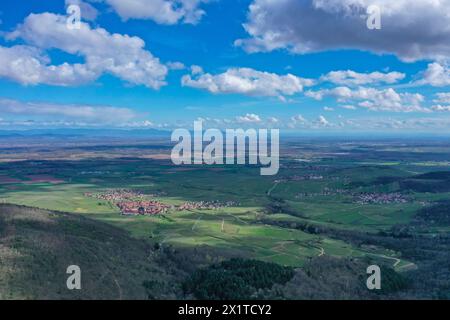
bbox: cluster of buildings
[289,174,324,181]
[85,189,169,216]
[296,187,350,198]
[354,192,410,205]
[275,175,324,185]
[84,189,147,201]
[176,200,237,211]
[295,188,413,205]
[117,200,170,216]
[84,189,238,216]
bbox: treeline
[265,195,306,218]
[415,200,450,225]
[370,171,450,193]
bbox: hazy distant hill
[0,204,180,300]
[0,128,171,138]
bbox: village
[354,192,411,205]
[84,189,158,201]
[177,200,238,211]
[295,188,414,205]
[289,174,324,181]
[85,189,238,216]
[116,200,170,216]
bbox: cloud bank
[0,98,139,124]
[236,0,450,62]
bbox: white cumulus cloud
[317,115,329,126]
[181,67,315,99]
[98,0,209,25]
[5,13,168,89]
[416,62,450,87]
[0,45,97,86]
[235,113,262,123]
[306,86,428,112]
[322,70,405,86]
[431,105,450,112]
[434,92,450,104]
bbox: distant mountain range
[1,128,449,141]
[0,128,171,138]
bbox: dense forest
[415,200,450,225]
[182,258,295,299]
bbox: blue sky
[0,0,450,133]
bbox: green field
[0,156,425,269]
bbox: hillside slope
[0,204,181,300]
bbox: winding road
[267,181,281,196]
